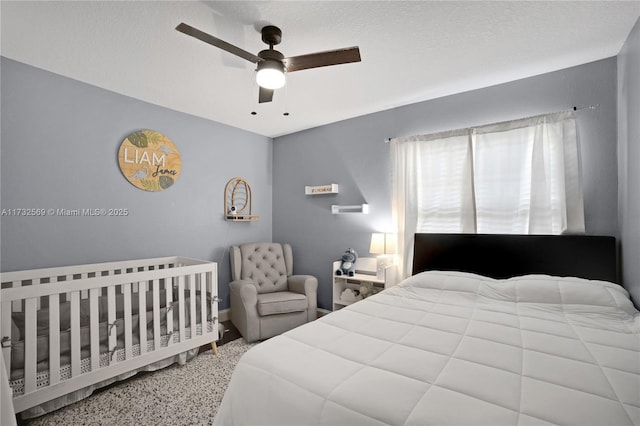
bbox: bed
[1,256,218,419]
[214,234,639,426]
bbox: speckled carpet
[24,339,255,426]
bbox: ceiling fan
[176,23,361,104]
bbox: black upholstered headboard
[412,233,618,283]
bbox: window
[391,111,584,277]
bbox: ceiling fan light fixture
[256,60,285,89]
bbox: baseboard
[317,308,332,317]
[218,308,231,323]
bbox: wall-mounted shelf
[225,214,259,222]
[224,177,259,222]
[331,204,369,214]
[305,184,339,195]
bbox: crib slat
[178,275,185,343]
[48,294,61,385]
[36,279,43,310]
[139,282,147,354]
[166,278,174,346]
[152,280,160,350]
[189,274,196,339]
[209,271,217,333]
[89,288,100,371]
[70,291,81,377]
[0,301,12,378]
[24,298,37,394]
[107,286,117,363]
[200,273,207,336]
[123,283,133,360]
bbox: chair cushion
[257,291,308,316]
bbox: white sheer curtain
[391,111,585,278]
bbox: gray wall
[273,58,620,310]
[0,57,273,310]
[617,18,640,306]
[1,54,627,313]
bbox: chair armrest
[288,275,318,322]
[230,279,258,305]
[229,279,260,342]
[288,275,318,296]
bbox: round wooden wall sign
[118,130,182,191]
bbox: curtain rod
[572,104,599,111]
[384,104,600,143]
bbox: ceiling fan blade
[176,23,261,64]
[258,87,274,103]
[284,47,361,73]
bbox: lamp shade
[370,233,385,254]
[370,233,397,255]
[256,60,285,89]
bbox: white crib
[0,256,218,417]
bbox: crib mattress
[214,271,640,426]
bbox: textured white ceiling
[1,1,639,138]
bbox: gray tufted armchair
[229,243,318,342]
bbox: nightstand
[332,257,397,311]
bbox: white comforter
[214,271,640,425]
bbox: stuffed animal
[359,283,372,298]
[336,248,358,277]
[340,288,362,303]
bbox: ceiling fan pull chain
[283,79,290,117]
[250,67,258,115]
